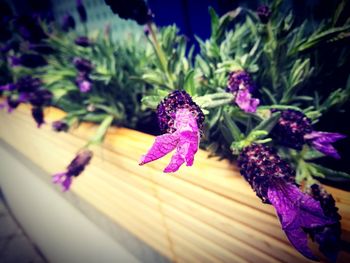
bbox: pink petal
[62,177,73,191]
[235,89,260,113]
[139,133,179,165]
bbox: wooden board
[1,103,349,263]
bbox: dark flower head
[226,70,259,113]
[257,5,271,24]
[16,76,42,93]
[238,143,295,203]
[0,83,17,91]
[29,44,55,54]
[238,144,336,260]
[0,40,19,54]
[305,184,341,261]
[73,57,93,73]
[271,109,312,150]
[31,107,45,127]
[75,36,91,47]
[10,54,47,68]
[104,0,153,25]
[6,96,21,112]
[76,0,88,23]
[29,89,53,107]
[15,15,47,43]
[156,90,204,134]
[52,150,93,191]
[52,120,69,132]
[62,14,76,32]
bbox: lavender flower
[76,72,92,92]
[6,97,21,112]
[52,120,69,132]
[29,44,55,54]
[10,54,47,68]
[0,83,17,91]
[28,89,53,107]
[73,57,93,73]
[272,110,346,158]
[140,90,204,173]
[238,144,335,260]
[53,150,93,191]
[104,0,153,25]
[305,184,341,261]
[226,70,260,113]
[75,36,91,47]
[16,15,47,43]
[62,14,76,32]
[16,76,42,93]
[304,132,346,159]
[76,0,88,22]
[31,107,44,127]
[257,5,271,24]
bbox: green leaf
[309,163,350,182]
[253,112,281,134]
[209,7,219,35]
[141,95,162,109]
[184,70,195,96]
[223,111,242,141]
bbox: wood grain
[1,103,349,263]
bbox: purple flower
[257,5,271,24]
[62,14,76,32]
[53,150,93,191]
[76,0,88,23]
[104,0,153,25]
[304,131,346,159]
[52,120,69,132]
[29,89,53,107]
[268,180,335,260]
[305,184,341,261]
[226,70,260,113]
[10,54,47,68]
[73,57,93,73]
[15,15,47,43]
[75,36,91,47]
[140,108,200,172]
[16,76,42,93]
[238,144,336,260]
[31,107,45,127]
[271,109,313,150]
[156,90,204,134]
[29,44,55,54]
[6,97,21,112]
[78,79,92,93]
[0,83,17,91]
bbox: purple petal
[235,89,260,113]
[79,80,92,92]
[52,172,67,183]
[140,108,200,172]
[62,176,73,191]
[304,131,346,159]
[268,180,335,260]
[139,133,179,165]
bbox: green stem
[266,22,279,93]
[194,93,234,109]
[147,22,175,89]
[87,115,114,146]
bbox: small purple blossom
[0,83,17,91]
[73,57,93,73]
[257,5,271,24]
[78,79,92,93]
[226,70,260,113]
[77,0,88,23]
[62,14,76,32]
[29,89,53,107]
[53,150,93,191]
[52,120,69,132]
[75,36,91,47]
[10,54,47,68]
[304,131,346,159]
[140,108,200,173]
[31,107,45,127]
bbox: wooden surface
[0,104,349,263]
